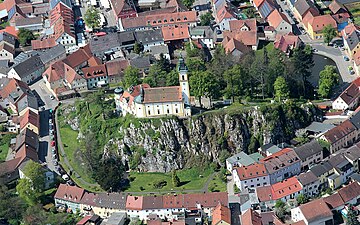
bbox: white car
[62,174,70,181]
[50,95,55,100]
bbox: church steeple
[178,56,190,106]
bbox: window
[175,108,178,113]
[157,110,160,114]
[148,110,151,115]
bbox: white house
[291,199,333,225]
[332,77,360,110]
[233,163,270,191]
[267,9,292,35]
[190,26,215,49]
[0,43,14,62]
[82,64,109,89]
[8,55,45,84]
[226,152,255,172]
[115,57,191,118]
[18,160,54,189]
[297,171,320,198]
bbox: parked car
[53,161,58,166]
[50,95,55,100]
[49,119,53,124]
[51,141,55,147]
[49,124,54,130]
[344,56,350,61]
[62,174,69,181]
[66,180,75,186]
[52,155,57,159]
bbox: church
[114,58,191,118]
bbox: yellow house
[19,109,39,135]
[306,15,338,40]
[328,170,342,190]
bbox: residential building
[63,45,100,70]
[190,26,215,49]
[233,163,270,191]
[297,171,320,197]
[329,0,347,15]
[0,32,16,49]
[31,38,57,51]
[257,0,276,19]
[260,148,301,184]
[310,161,334,188]
[327,154,354,189]
[17,93,38,116]
[337,181,360,205]
[0,43,14,62]
[15,17,43,32]
[332,77,360,110]
[291,198,333,225]
[305,121,336,137]
[215,5,237,31]
[226,152,256,172]
[105,59,130,84]
[82,64,109,89]
[100,212,127,225]
[212,204,231,225]
[258,143,281,157]
[0,78,32,114]
[161,25,190,43]
[54,184,85,212]
[148,45,170,60]
[294,140,323,171]
[19,109,39,134]
[134,29,164,51]
[240,209,262,225]
[109,0,136,23]
[342,23,359,58]
[18,159,54,189]
[129,55,151,76]
[115,57,191,118]
[36,44,66,67]
[7,55,45,84]
[321,119,357,153]
[355,51,360,76]
[337,143,360,172]
[306,15,338,40]
[267,9,292,34]
[15,128,39,152]
[274,32,302,56]
[293,0,319,21]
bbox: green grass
[346,3,360,25]
[207,174,227,192]
[0,134,15,162]
[126,167,214,192]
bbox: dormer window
[184,17,187,20]
[164,19,167,23]
[170,18,174,22]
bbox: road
[29,79,59,173]
[227,175,235,196]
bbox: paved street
[29,80,59,173]
[227,175,235,196]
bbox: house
[148,45,170,60]
[15,128,39,152]
[115,57,191,118]
[223,37,251,57]
[7,55,45,84]
[342,24,359,58]
[215,5,237,31]
[18,159,54,189]
[355,50,360,76]
[129,55,151,76]
[258,0,276,19]
[0,32,16,49]
[337,181,360,205]
[233,163,270,191]
[327,154,354,189]
[274,33,302,55]
[212,203,231,225]
[223,19,259,51]
[332,77,360,110]
[63,45,100,70]
[305,122,336,137]
[256,177,303,209]
[82,64,108,89]
[36,44,66,67]
[190,26,215,49]
[337,143,360,172]
[100,212,127,225]
[17,93,38,116]
[76,215,102,225]
[109,0,136,23]
[310,161,334,189]
[293,0,319,21]
[306,15,337,40]
[323,192,345,211]
[119,11,197,31]
[291,199,333,225]
[0,43,14,62]
[54,184,85,212]
[297,171,320,198]
[0,78,32,114]
[321,119,357,153]
[50,1,76,52]
[15,17,43,32]
[294,140,323,171]
[161,25,190,43]
[240,209,262,225]
[329,0,347,15]
[267,9,292,35]
[19,109,39,134]
[134,29,164,51]
[258,143,281,157]
[226,152,256,172]
[31,38,57,51]
[260,148,301,184]
[105,59,130,84]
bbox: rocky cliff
[96,103,322,172]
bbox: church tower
[177,56,190,106]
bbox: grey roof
[101,212,126,225]
[135,29,163,45]
[248,152,264,162]
[17,94,38,113]
[149,45,169,55]
[0,77,10,91]
[15,128,39,152]
[90,33,121,54]
[95,192,127,210]
[350,110,360,130]
[297,170,318,186]
[294,140,323,161]
[226,152,255,166]
[0,60,9,68]
[130,56,151,69]
[328,173,340,180]
[350,173,360,183]
[345,30,360,52]
[339,144,360,162]
[310,161,333,177]
[328,154,348,168]
[14,52,32,65]
[267,145,281,154]
[305,122,335,133]
[294,0,316,17]
[36,44,66,65]
[259,143,275,151]
[118,31,136,44]
[0,32,16,46]
[15,17,43,26]
[190,26,214,38]
[13,55,44,78]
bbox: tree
[274,200,286,221]
[0,185,26,224]
[296,194,308,205]
[251,48,269,99]
[181,0,195,8]
[134,42,143,54]
[200,12,214,26]
[318,65,339,98]
[347,206,360,225]
[248,136,260,154]
[189,71,219,107]
[166,70,180,86]
[274,76,290,101]
[18,28,35,46]
[186,57,206,72]
[223,65,248,102]
[16,179,42,206]
[93,157,125,191]
[84,7,101,29]
[130,218,143,225]
[123,66,140,88]
[292,45,314,98]
[23,160,46,192]
[172,170,181,187]
[323,25,337,45]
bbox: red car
[51,141,56,147]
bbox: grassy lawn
[207,174,227,192]
[126,167,214,192]
[0,134,15,162]
[346,3,360,25]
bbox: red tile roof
[19,109,39,130]
[212,203,231,225]
[223,30,258,47]
[0,26,18,38]
[50,2,74,40]
[324,120,356,144]
[274,33,301,53]
[126,196,144,210]
[271,177,302,200]
[229,19,257,31]
[161,25,190,41]
[82,64,107,80]
[354,50,360,66]
[235,163,267,180]
[299,199,333,223]
[338,181,360,203]
[323,193,344,209]
[54,183,85,203]
[0,78,29,100]
[241,209,262,225]
[76,215,92,225]
[253,0,266,8]
[31,38,57,50]
[308,14,337,32]
[0,157,22,176]
[15,145,38,162]
[329,0,346,14]
[223,38,250,55]
[110,0,136,19]
[256,185,273,202]
[267,9,290,28]
[106,59,130,76]
[62,45,93,68]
